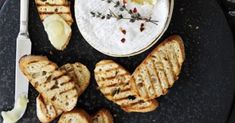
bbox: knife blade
[15,0,31,108]
[1,0,31,122]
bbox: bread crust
[36,62,91,122]
[20,55,79,112]
[130,35,185,100]
[34,0,73,26]
[58,109,91,123]
[94,60,158,113]
[92,108,114,123]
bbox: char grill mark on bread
[130,35,185,100]
[34,0,73,26]
[59,62,91,97]
[36,62,90,122]
[35,0,68,5]
[19,55,78,112]
[36,95,63,123]
[94,60,158,112]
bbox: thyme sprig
[90,0,158,25]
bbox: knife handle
[19,0,29,35]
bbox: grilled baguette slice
[36,62,91,122]
[36,95,63,123]
[92,109,113,123]
[94,60,158,112]
[35,0,73,26]
[130,35,185,100]
[58,109,91,123]
[60,62,91,96]
[19,55,78,112]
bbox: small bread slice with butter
[130,35,185,100]
[58,109,91,123]
[36,62,91,123]
[43,14,72,50]
[34,0,73,50]
[94,60,158,113]
[19,55,78,112]
[92,108,114,123]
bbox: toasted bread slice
[19,55,78,112]
[60,62,91,96]
[121,99,159,112]
[92,109,113,123]
[58,109,91,123]
[94,60,158,112]
[130,35,185,100]
[36,95,63,123]
[36,62,90,122]
[35,0,68,5]
[35,0,73,26]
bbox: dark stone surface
[0,0,235,123]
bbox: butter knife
[1,0,31,122]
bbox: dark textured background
[0,0,235,123]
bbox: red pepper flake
[121,38,126,43]
[133,8,137,13]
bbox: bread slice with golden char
[36,95,63,123]
[19,55,78,112]
[58,108,114,123]
[35,0,68,5]
[94,60,158,113]
[59,62,91,96]
[36,62,91,123]
[58,109,91,123]
[130,35,185,100]
[35,0,73,26]
[92,108,114,123]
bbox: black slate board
[1,0,235,123]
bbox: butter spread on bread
[35,0,73,50]
[43,14,71,50]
